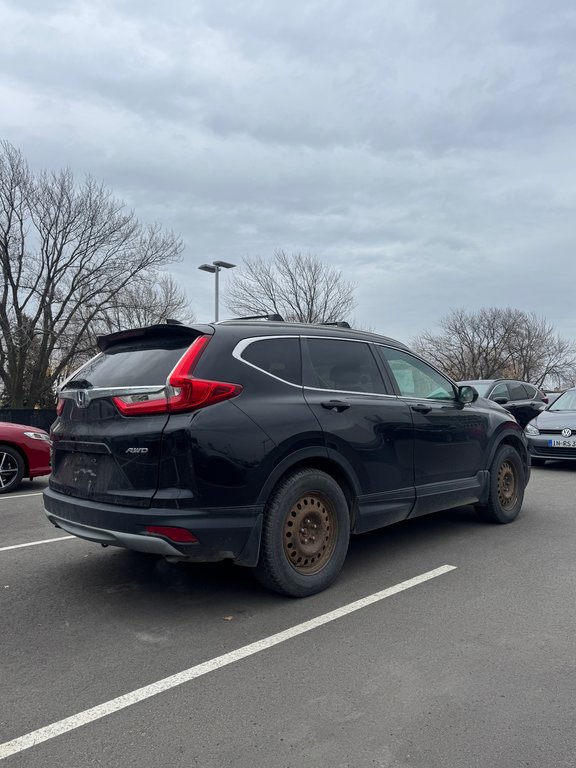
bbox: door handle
[321,400,351,412]
[411,403,432,414]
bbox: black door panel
[376,345,491,512]
[302,337,415,518]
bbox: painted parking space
[0,565,456,760]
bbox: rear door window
[304,338,388,394]
[508,382,530,401]
[490,383,509,400]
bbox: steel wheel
[254,468,350,597]
[476,445,525,524]
[283,493,337,575]
[496,460,517,508]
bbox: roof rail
[320,321,352,329]
[233,314,285,322]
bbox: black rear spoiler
[97,323,214,352]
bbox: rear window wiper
[62,378,93,390]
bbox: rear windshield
[68,339,190,387]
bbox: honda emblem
[76,390,88,408]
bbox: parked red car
[0,422,51,494]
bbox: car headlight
[524,424,540,436]
[23,431,51,442]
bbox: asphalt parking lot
[1,466,576,768]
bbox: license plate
[548,439,576,448]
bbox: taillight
[113,335,242,416]
[56,399,65,416]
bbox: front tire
[476,445,525,524]
[0,445,25,494]
[254,469,350,597]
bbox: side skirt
[409,471,489,519]
[354,487,415,534]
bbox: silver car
[524,388,576,465]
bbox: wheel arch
[256,449,360,528]
[491,432,529,474]
[483,432,530,504]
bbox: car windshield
[548,390,576,411]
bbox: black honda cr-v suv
[44,318,530,596]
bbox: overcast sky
[2,0,575,345]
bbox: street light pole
[214,266,219,322]
[198,260,236,322]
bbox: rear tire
[476,445,525,524]
[0,445,24,494]
[254,469,350,597]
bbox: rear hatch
[50,323,212,507]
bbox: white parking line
[0,491,43,500]
[0,536,74,552]
[0,564,456,760]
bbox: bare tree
[47,274,197,383]
[225,250,356,324]
[91,273,195,335]
[0,142,186,407]
[413,307,576,386]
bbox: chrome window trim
[58,385,166,405]
[393,394,461,404]
[233,334,398,396]
[302,385,397,399]
[232,335,303,388]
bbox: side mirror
[493,396,509,405]
[458,385,478,404]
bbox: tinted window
[69,339,190,387]
[378,347,455,400]
[508,382,529,401]
[524,384,538,398]
[241,338,301,385]
[490,383,509,400]
[305,339,387,394]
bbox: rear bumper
[43,487,264,566]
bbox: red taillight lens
[112,393,170,416]
[167,377,242,413]
[56,398,65,416]
[112,335,242,416]
[145,526,198,543]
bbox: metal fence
[0,409,57,432]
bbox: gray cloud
[1,0,575,348]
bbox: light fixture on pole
[198,260,236,322]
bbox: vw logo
[561,428,572,438]
[76,390,88,408]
